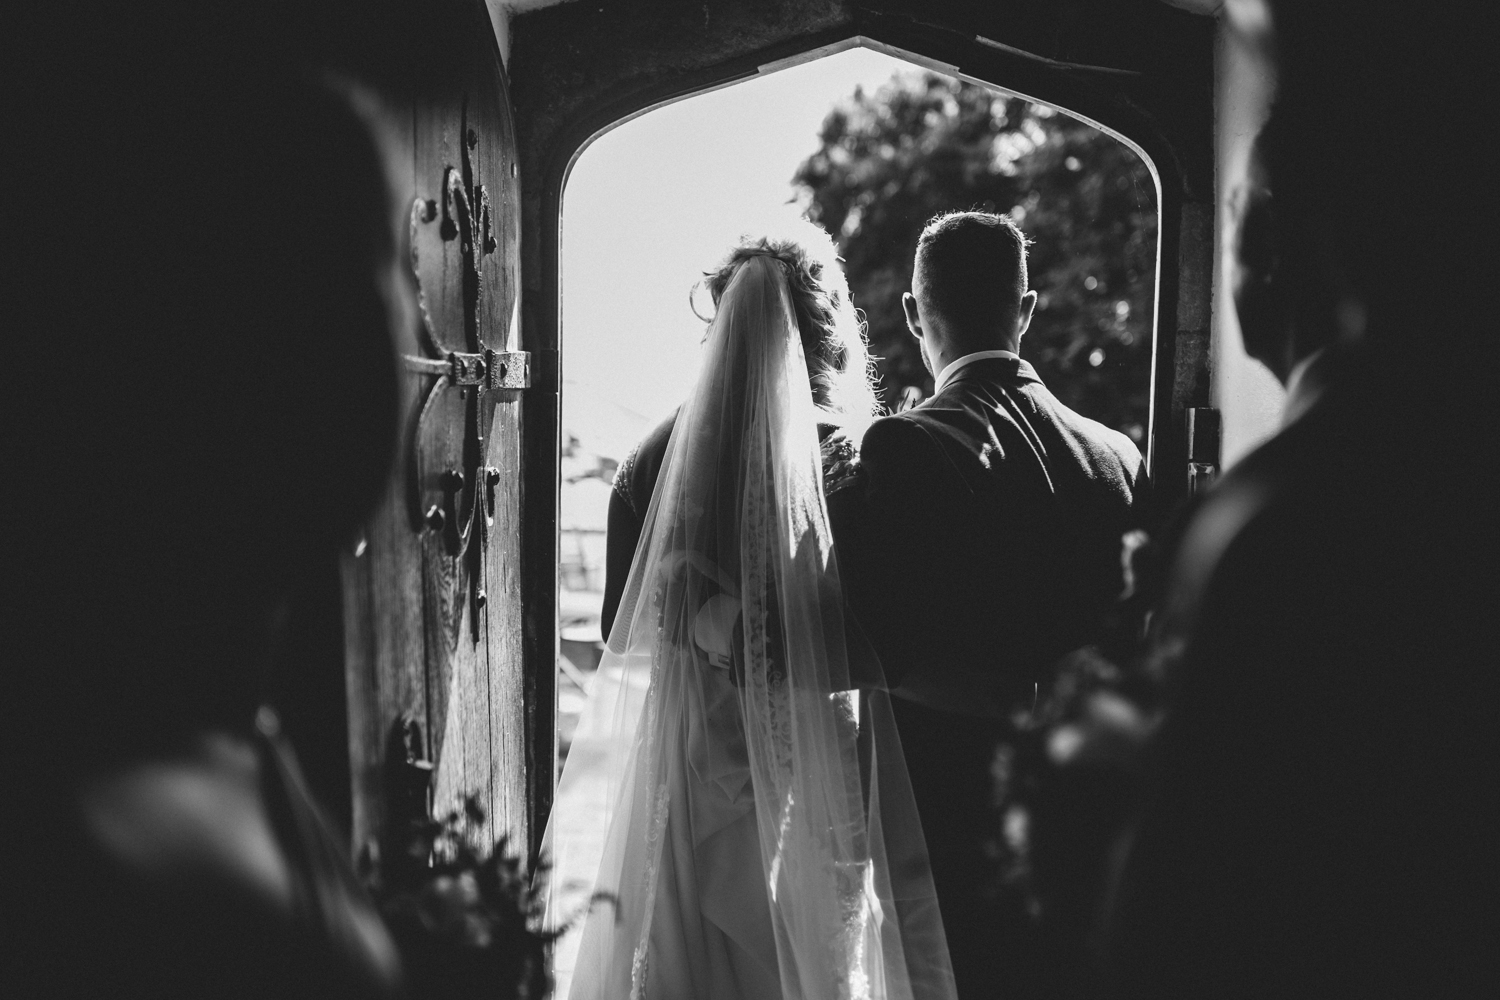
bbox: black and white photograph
[4,2,1491,998]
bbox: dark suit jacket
[1106,347,1496,996]
[829,355,1147,997]
[833,355,1147,700]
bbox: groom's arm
[838,414,952,691]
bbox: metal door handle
[427,468,463,554]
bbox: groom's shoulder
[1004,375,1143,476]
[861,409,939,459]
[1050,394,1143,461]
[858,409,954,485]
[862,382,998,456]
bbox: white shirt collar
[1282,346,1330,427]
[933,350,1020,395]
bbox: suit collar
[934,349,1020,393]
[929,354,1041,401]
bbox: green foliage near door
[794,73,1157,442]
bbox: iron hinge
[403,349,531,390]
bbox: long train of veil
[543,254,956,1000]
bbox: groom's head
[903,211,1038,377]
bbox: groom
[831,211,1147,997]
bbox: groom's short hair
[914,211,1030,335]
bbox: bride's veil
[544,254,955,1000]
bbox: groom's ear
[902,292,923,339]
[1015,290,1038,339]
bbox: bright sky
[561,46,927,462]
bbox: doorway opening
[550,41,1159,994]
[557,45,1160,768]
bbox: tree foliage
[794,73,1157,442]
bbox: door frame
[511,3,1214,855]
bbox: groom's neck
[935,333,1020,370]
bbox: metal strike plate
[403,349,531,391]
[483,348,530,390]
[1184,406,1221,495]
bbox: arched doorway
[546,44,1165,989]
[511,0,1212,853]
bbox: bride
[545,221,956,1000]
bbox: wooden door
[341,0,529,862]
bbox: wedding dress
[543,254,957,1000]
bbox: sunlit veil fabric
[543,255,956,1000]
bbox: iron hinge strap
[402,349,531,390]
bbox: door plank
[344,0,529,859]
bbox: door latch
[1185,406,1221,495]
[403,349,530,391]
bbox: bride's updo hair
[702,220,879,424]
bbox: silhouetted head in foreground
[1229,2,1481,381]
[7,5,406,768]
[0,8,411,997]
[903,211,1039,379]
[1097,5,1494,997]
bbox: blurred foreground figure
[1101,4,1495,995]
[2,7,405,997]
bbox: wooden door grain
[342,0,527,865]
